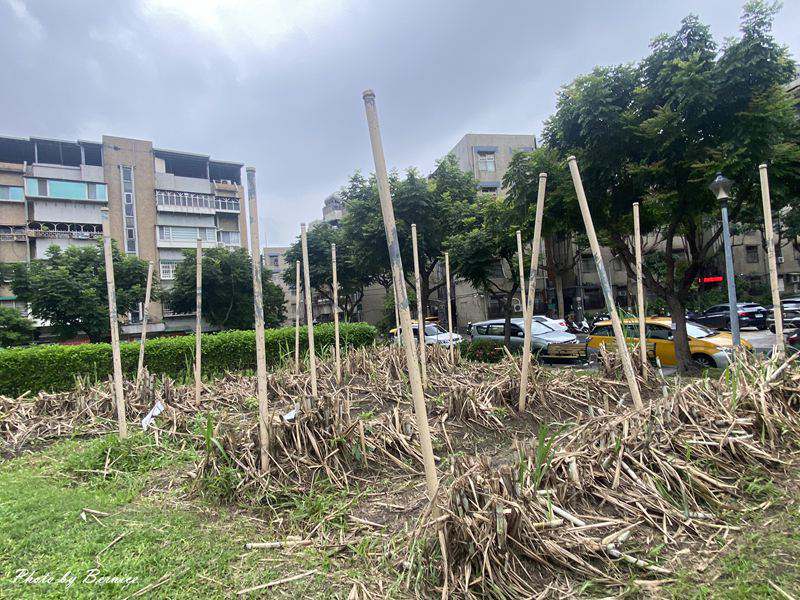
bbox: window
[745,245,758,263]
[121,166,138,254]
[477,151,496,172]
[475,324,488,335]
[480,186,498,195]
[487,324,505,336]
[217,230,240,246]
[269,254,279,267]
[581,254,594,273]
[23,178,106,200]
[592,325,612,336]
[158,225,215,242]
[159,260,180,280]
[0,185,23,201]
[647,325,671,340]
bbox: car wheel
[692,354,716,369]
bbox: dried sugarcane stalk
[759,164,784,356]
[294,260,301,374]
[246,167,271,473]
[301,224,318,398]
[136,260,154,385]
[100,208,127,438]
[331,243,342,384]
[518,173,546,411]
[411,223,427,385]
[444,251,454,364]
[516,229,527,320]
[362,89,439,502]
[633,202,647,375]
[568,157,643,410]
[194,236,203,405]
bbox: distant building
[0,134,246,335]
[448,133,536,194]
[263,246,296,326]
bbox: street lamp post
[709,173,740,348]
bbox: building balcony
[156,190,240,214]
[27,222,102,241]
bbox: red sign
[700,276,723,283]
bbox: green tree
[167,247,285,329]
[12,243,150,342]
[282,221,371,321]
[512,2,799,372]
[448,193,522,346]
[0,306,35,347]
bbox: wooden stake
[294,260,301,374]
[516,230,527,320]
[392,282,400,342]
[568,156,643,409]
[100,208,127,438]
[444,251,455,364]
[362,89,438,502]
[518,174,546,412]
[194,236,203,405]
[759,164,785,356]
[331,243,342,384]
[633,202,647,373]
[246,167,271,472]
[136,260,154,384]
[411,223,427,385]
[301,223,318,398]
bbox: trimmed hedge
[0,322,376,396]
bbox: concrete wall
[449,133,536,189]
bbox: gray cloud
[1,0,797,245]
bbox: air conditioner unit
[777,256,785,264]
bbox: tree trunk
[555,272,565,319]
[666,295,693,374]
[503,288,514,347]
[420,272,431,320]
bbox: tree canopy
[0,306,35,347]
[12,243,150,342]
[167,247,285,329]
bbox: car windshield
[686,322,716,338]
[530,321,552,335]
[424,324,445,335]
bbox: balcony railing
[156,190,240,213]
[26,222,102,240]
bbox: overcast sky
[1,0,798,246]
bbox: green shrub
[0,322,376,396]
[461,339,513,363]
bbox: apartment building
[264,246,298,326]
[449,133,536,195]
[0,134,246,335]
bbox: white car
[390,322,463,347]
[532,315,569,332]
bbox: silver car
[469,318,578,351]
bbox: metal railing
[155,190,240,212]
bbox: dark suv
[688,302,768,331]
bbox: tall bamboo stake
[362,89,438,502]
[194,237,203,405]
[516,230,527,319]
[331,243,342,384]
[100,208,127,438]
[301,223,318,398]
[294,260,301,374]
[392,283,400,342]
[247,167,271,472]
[444,251,455,364]
[136,260,154,384]
[633,202,647,373]
[759,164,785,356]
[411,223,427,385]
[568,157,643,409]
[518,175,546,411]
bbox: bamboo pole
[136,260,154,384]
[294,260,301,374]
[362,89,438,502]
[331,243,342,384]
[516,230,527,320]
[568,156,643,409]
[518,175,546,411]
[194,237,203,405]
[301,223,318,398]
[633,202,647,373]
[444,251,455,364]
[100,208,127,438]
[759,164,785,356]
[392,283,400,343]
[246,167,271,472]
[411,223,427,385]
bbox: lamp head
[709,172,732,202]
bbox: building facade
[0,134,246,335]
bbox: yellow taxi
[587,317,752,368]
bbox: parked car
[687,302,768,330]
[389,321,463,347]
[766,301,800,332]
[788,329,800,351]
[532,315,569,332]
[469,318,578,352]
[587,317,753,368]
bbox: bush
[0,322,377,396]
[461,339,513,363]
